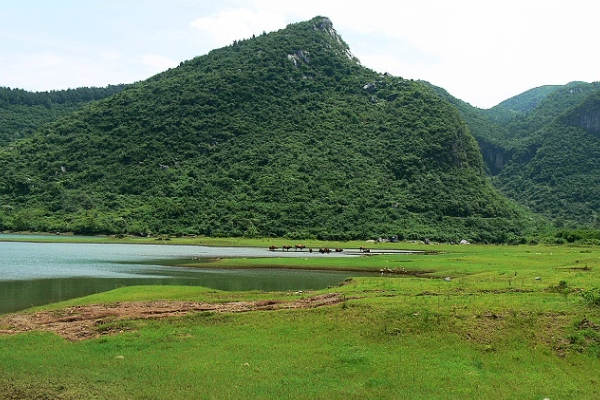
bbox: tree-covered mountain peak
[493,85,564,114]
[0,16,532,242]
[309,16,344,43]
[308,16,360,61]
[170,15,362,84]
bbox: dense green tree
[493,88,600,227]
[0,85,126,145]
[434,79,600,229]
[0,17,532,242]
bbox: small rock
[363,83,377,93]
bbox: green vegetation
[0,16,597,240]
[424,83,514,175]
[0,17,532,243]
[0,85,126,146]
[496,82,600,140]
[3,12,600,400]
[431,80,600,230]
[484,83,566,122]
[492,86,600,227]
[2,243,600,399]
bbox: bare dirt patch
[0,293,343,341]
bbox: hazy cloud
[138,54,179,71]
[101,51,122,61]
[190,8,287,47]
[231,0,600,107]
[1,0,598,107]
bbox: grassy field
[2,242,600,399]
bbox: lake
[0,237,368,314]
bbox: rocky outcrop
[476,138,513,175]
[573,108,600,134]
[363,83,377,93]
[314,17,335,34]
[312,16,360,63]
[560,90,600,135]
[287,50,310,66]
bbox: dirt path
[0,293,343,341]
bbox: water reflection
[0,268,362,314]
[0,239,369,314]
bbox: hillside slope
[0,17,531,242]
[432,81,600,228]
[494,88,600,227]
[424,84,512,175]
[496,82,600,141]
[0,85,126,146]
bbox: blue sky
[1,0,598,108]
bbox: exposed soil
[577,318,600,331]
[559,266,593,271]
[0,293,343,341]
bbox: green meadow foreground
[2,242,600,399]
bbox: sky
[1,0,598,109]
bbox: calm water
[0,237,367,314]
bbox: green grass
[2,243,600,399]
[0,232,430,247]
[175,242,600,289]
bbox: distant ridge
[0,85,127,146]
[494,85,600,227]
[434,80,600,228]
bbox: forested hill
[482,84,564,126]
[494,86,600,227]
[423,83,512,175]
[0,17,532,242]
[428,80,600,228]
[0,85,127,146]
[488,82,600,141]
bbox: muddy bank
[0,293,343,341]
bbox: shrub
[580,288,600,306]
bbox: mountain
[485,84,563,124]
[493,86,600,227]
[434,80,600,228]
[482,82,587,127]
[492,82,600,141]
[0,85,127,146]
[496,85,564,113]
[424,83,513,175]
[0,17,532,243]
[427,80,600,228]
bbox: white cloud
[2,0,599,107]
[102,51,122,61]
[138,54,179,71]
[190,8,287,48]
[0,51,166,91]
[243,0,600,107]
[38,53,63,67]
